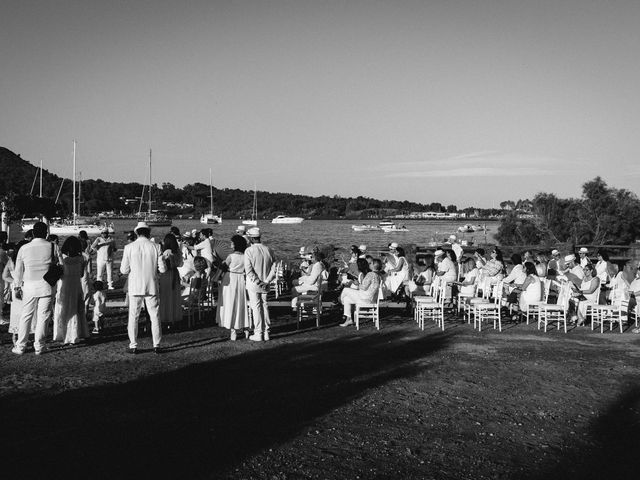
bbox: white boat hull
[242,219,257,226]
[200,214,222,225]
[272,216,304,224]
[49,224,105,236]
[351,225,380,232]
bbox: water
[7,219,500,261]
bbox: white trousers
[16,293,53,352]
[96,260,113,287]
[247,290,270,335]
[128,295,162,348]
[340,288,368,319]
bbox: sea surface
[8,219,500,261]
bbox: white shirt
[244,243,276,293]
[91,236,116,262]
[14,238,55,297]
[120,237,166,296]
[504,264,527,285]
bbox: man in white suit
[12,221,55,355]
[120,221,166,354]
[244,227,276,341]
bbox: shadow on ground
[1,330,449,478]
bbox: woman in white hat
[382,243,409,299]
[578,247,592,268]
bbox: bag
[43,243,64,286]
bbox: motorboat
[351,224,380,232]
[272,215,304,224]
[381,224,410,233]
[457,224,475,233]
[379,220,395,227]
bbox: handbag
[43,243,64,286]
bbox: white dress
[216,252,250,330]
[53,255,88,344]
[383,255,409,296]
[519,275,542,311]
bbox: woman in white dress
[518,262,542,313]
[406,254,437,297]
[216,235,250,340]
[159,234,184,326]
[383,244,409,298]
[339,258,383,327]
[572,263,600,326]
[53,236,89,345]
[2,242,30,345]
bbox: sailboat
[139,149,172,227]
[200,168,222,224]
[47,141,106,236]
[20,161,45,231]
[242,186,257,226]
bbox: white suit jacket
[14,238,55,297]
[120,237,166,296]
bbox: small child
[92,280,106,333]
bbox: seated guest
[609,259,637,304]
[480,248,505,296]
[547,249,563,277]
[339,258,382,327]
[458,257,480,295]
[504,253,527,304]
[291,251,327,309]
[517,261,542,316]
[559,254,584,287]
[383,243,409,298]
[435,249,457,300]
[570,263,600,326]
[406,254,436,297]
[535,253,549,278]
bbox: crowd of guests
[3,225,640,356]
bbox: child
[92,280,106,333]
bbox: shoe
[108,286,115,290]
[340,319,354,327]
[230,330,237,341]
[11,346,24,355]
[249,333,263,342]
[263,331,270,341]
[127,347,138,355]
[244,330,250,339]
[35,348,45,355]
[154,347,162,354]
[92,328,100,334]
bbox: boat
[200,168,222,225]
[242,185,258,226]
[379,220,395,227]
[457,224,475,233]
[351,224,380,232]
[140,149,172,227]
[272,215,304,224]
[381,224,410,233]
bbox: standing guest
[78,230,92,277]
[578,247,592,268]
[91,280,106,333]
[194,228,215,270]
[23,229,34,242]
[244,227,276,342]
[339,258,382,327]
[547,249,563,277]
[216,234,250,340]
[53,236,89,345]
[0,235,8,324]
[448,235,464,272]
[91,228,117,290]
[11,222,56,355]
[3,242,30,345]
[291,250,327,309]
[159,233,184,327]
[47,234,63,263]
[235,225,250,245]
[594,249,615,285]
[120,221,166,354]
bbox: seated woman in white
[339,258,382,327]
[571,263,600,326]
[382,244,409,298]
[406,254,436,297]
[458,257,479,296]
[435,249,457,300]
[517,261,542,313]
[291,251,327,309]
[480,248,505,296]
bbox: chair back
[556,282,572,309]
[541,278,552,303]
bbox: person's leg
[33,296,52,353]
[96,260,106,283]
[15,292,37,352]
[106,261,114,289]
[127,295,143,349]
[261,293,271,339]
[144,295,162,348]
[247,290,263,338]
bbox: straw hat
[247,227,260,238]
[551,249,559,255]
[134,221,150,233]
[579,247,589,254]
[389,242,399,249]
[359,244,367,252]
[434,249,445,257]
[564,254,576,262]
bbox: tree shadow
[520,384,640,480]
[1,330,450,479]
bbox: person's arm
[581,277,600,295]
[482,260,502,277]
[2,262,13,284]
[119,246,130,275]
[244,250,260,285]
[519,275,534,291]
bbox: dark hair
[163,234,180,254]
[169,226,181,237]
[126,231,137,242]
[423,254,435,269]
[396,246,406,258]
[510,253,522,265]
[24,229,34,240]
[78,230,88,240]
[61,236,82,257]
[475,248,485,256]
[524,261,537,276]
[351,245,360,255]
[93,280,105,291]
[493,247,504,263]
[193,256,208,273]
[33,222,47,239]
[231,234,247,253]
[136,228,150,238]
[356,257,370,275]
[584,263,595,275]
[371,258,383,272]
[446,249,457,263]
[201,228,213,238]
[47,234,59,243]
[597,249,610,261]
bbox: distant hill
[1,145,459,219]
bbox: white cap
[564,254,576,262]
[389,242,399,249]
[182,231,192,238]
[434,249,445,256]
[299,246,306,254]
[359,244,367,252]
[551,249,559,255]
[134,221,150,233]
[247,227,260,238]
[579,247,589,254]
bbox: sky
[1,0,639,208]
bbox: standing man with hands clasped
[91,227,117,290]
[244,227,276,342]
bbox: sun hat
[182,231,192,239]
[389,242,399,249]
[434,249,445,257]
[579,247,589,254]
[449,234,457,241]
[359,244,367,252]
[564,254,576,262]
[191,229,198,236]
[247,227,260,238]
[551,249,559,255]
[134,221,150,233]
[236,225,246,233]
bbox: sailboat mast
[209,168,213,215]
[39,160,43,197]
[148,149,152,215]
[72,141,77,224]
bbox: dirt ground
[1,306,640,480]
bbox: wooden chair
[355,286,384,330]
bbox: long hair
[61,236,82,257]
[231,234,247,253]
[163,234,180,254]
